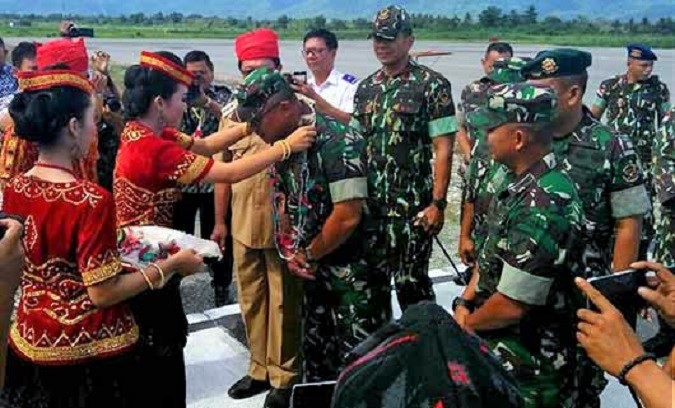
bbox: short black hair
[486,42,513,57]
[11,42,37,68]
[303,29,338,50]
[123,51,185,120]
[10,86,91,146]
[559,72,589,95]
[184,50,214,72]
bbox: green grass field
[1,20,673,48]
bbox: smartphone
[587,268,649,328]
[290,381,336,408]
[292,71,307,85]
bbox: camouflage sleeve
[349,83,366,133]
[659,82,671,115]
[426,75,458,138]
[608,134,652,218]
[455,86,470,127]
[497,181,582,306]
[592,79,611,110]
[464,155,479,203]
[321,125,368,203]
[654,110,675,205]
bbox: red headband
[17,70,94,94]
[140,51,194,86]
[36,38,89,72]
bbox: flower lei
[117,228,181,264]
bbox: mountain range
[0,0,673,20]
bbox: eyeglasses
[301,48,328,57]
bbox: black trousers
[173,192,233,289]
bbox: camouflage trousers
[482,334,605,408]
[640,173,657,259]
[368,218,436,312]
[653,201,674,267]
[302,258,392,382]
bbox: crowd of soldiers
[0,3,671,408]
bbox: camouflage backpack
[332,302,523,408]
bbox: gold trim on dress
[113,177,180,228]
[176,154,211,185]
[82,257,123,286]
[8,175,104,207]
[10,322,139,364]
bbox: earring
[158,108,166,128]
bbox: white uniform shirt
[309,68,358,114]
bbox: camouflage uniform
[236,68,392,382]
[463,57,530,249]
[467,84,584,408]
[351,6,458,310]
[653,109,675,267]
[524,49,652,407]
[594,71,671,255]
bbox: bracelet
[139,268,155,291]
[148,262,165,288]
[617,353,655,385]
[274,140,291,161]
[242,122,251,137]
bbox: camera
[282,71,308,86]
[104,95,122,113]
[63,23,95,38]
[184,73,204,106]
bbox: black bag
[332,302,523,408]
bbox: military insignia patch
[622,163,639,183]
[377,8,390,21]
[630,49,642,58]
[541,58,558,75]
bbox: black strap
[617,353,656,386]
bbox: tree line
[1,5,673,37]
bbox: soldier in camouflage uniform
[459,83,585,408]
[459,56,531,266]
[351,5,457,311]
[455,42,513,208]
[653,109,675,268]
[591,44,671,257]
[642,108,675,357]
[525,48,652,407]
[235,68,392,384]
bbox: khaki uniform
[221,117,301,388]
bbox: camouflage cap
[487,56,533,84]
[521,48,592,80]
[466,83,557,131]
[234,67,293,122]
[368,5,413,40]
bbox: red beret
[235,28,280,62]
[37,38,89,73]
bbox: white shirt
[309,68,358,114]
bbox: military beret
[627,43,657,61]
[466,83,557,131]
[368,5,413,40]
[488,56,533,84]
[521,48,592,79]
[234,67,293,123]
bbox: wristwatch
[452,297,475,313]
[432,198,448,211]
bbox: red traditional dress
[0,175,139,407]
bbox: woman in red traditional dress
[114,51,315,407]
[0,70,204,408]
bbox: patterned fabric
[487,57,531,84]
[369,5,413,40]
[552,109,651,277]
[113,121,214,228]
[594,74,671,173]
[0,64,18,99]
[271,107,390,381]
[466,83,557,130]
[0,121,98,188]
[235,67,292,124]
[180,84,231,194]
[2,175,138,365]
[653,109,675,267]
[352,58,457,219]
[476,153,584,407]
